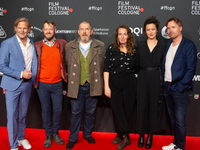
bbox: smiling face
[78,22,93,43]
[15,21,30,41]
[117,28,128,45]
[167,20,182,40]
[43,23,56,41]
[146,23,158,40]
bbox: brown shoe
[113,134,123,144]
[44,136,52,148]
[117,135,131,150]
[53,133,64,145]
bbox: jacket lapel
[172,37,184,61]
[13,35,26,64]
[71,41,80,66]
[89,40,98,64]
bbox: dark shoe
[66,140,76,149]
[53,133,64,145]
[83,136,95,144]
[117,135,131,150]
[44,136,52,148]
[138,135,144,148]
[113,134,123,144]
[145,132,153,149]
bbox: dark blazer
[162,37,197,92]
[0,35,37,91]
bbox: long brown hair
[113,25,135,55]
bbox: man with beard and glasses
[34,20,67,148]
[65,21,106,149]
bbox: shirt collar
[16,34,30,44]
[43,37,56,47]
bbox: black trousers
[109,72,137,136]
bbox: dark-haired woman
[104,25,138,150]
[136,16,167,149]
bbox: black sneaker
[66,140,76,149]
[83,136,95,144]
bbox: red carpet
[1,126,200,150]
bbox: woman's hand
[104,86,111,98]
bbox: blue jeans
[5,81,32,149]
[163,82,189,150]
[37,81,63,136]
[69,82,98,142]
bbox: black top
[104,45,138,75]
[137,40,166,68]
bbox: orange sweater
[39,41,62,83]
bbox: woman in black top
[104,25,138,150]
[136,16,167,149]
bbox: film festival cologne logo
[191,1,200,15]
[118,1,144,15]
[0,7,7,16]
[48,2,73,15]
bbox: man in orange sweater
[34,20,67,148]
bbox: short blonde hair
[14,17,31,32]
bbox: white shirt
[164,43,179,82]
[16,35,33,78]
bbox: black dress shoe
[84,136,95,144]
[113,134,123,144]
[66,140,76,149]
[145,132,153,149]
[138,135,144,148]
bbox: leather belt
[142,67,159,71]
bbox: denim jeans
[69,82,98,142]
[163,82,189,150]
[5,81,32,149]
[37,81,63,136]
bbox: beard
[44,33,55,41]
[80,33,90,43]
[80,36,90,43]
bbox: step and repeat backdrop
[1,0,200,136]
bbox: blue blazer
[162,37,197,92]
[0,34,37,91]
